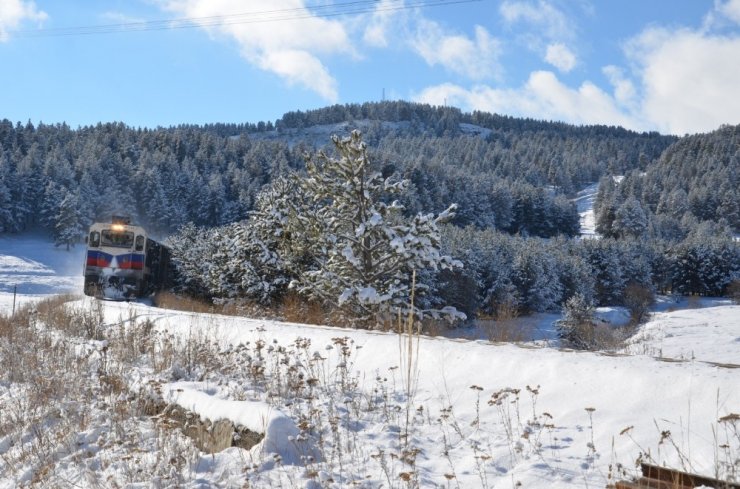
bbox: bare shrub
[0,314,11,338]
[479,318,536,343]
[281,291,325,325]
[34,294,79,332]
[153,290,216,314]
[419,317,452,337]
[727,280,740,304]
[623,282,655,325]
[493,298,520,322]
[686,294,703,309]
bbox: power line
[11,0,483,38]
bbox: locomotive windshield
[101,229,135,248]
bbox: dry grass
[479,318,533,343]
[153,290,332,326]
[153,290,218,314]
[727,280,740,305]
[281,291,326,325]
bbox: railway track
[613,463,740,489]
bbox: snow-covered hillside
[0,235,738,488]
[247,120,493,148]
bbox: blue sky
[1,0,739,134]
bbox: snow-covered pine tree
[510,240,563,313]
[583,239,627,305]
[201,220,289,304]
[613,196,648,239]
[248,175,318,277]
[293,130,462,326]
[0,160,13,233]
[166,223,215,297]
[53,191,85,250]
[557,293,596,349]
[40,181,65,230]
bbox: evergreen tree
[557,293,596,349]
[40,181,65,230]
[291,131,462,325]
[0,157,15,232]
[510,241,562,313]
[613,196,648,239]
[583,239,627,305]
[53,191,85,250]
[166,223,214,297]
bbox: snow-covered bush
[557,293,596,349]
[623,282,654,324]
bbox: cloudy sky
[1,0,739,134]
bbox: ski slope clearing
[573,182,599,237]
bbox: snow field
[624,305,740,364]
[0,234,738,487]
[90,299,740,487]
[0,233,84,312]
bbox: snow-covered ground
[0,233,84,314]
[1,235,738,488]
[624,305,739,364]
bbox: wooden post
[12,284,16,316]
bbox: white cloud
[499,0,572,41]
[413,71,643,129]
[717,0,740,25]
[100,11,147,24]
[544,43,576,72]
[500,1,579,72]
[602,65,636,108]
[411,21,501,80]
[623,26,740,134]
[362,0,403,48]
[0,0,47,42]
[158,0,353,101]
[416,2,740,136]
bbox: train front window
[101,229,134,248]
[89,231,100,248]
[135,235,145,251]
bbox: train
[83,216,172,299]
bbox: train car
[83,216,171,299]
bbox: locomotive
[83,216,172,299]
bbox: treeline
[0,102,675,245]
[160,131,738,324]
[1,102,736,315]
[276,101,664,139]
[440,225,740,319]
[0,121,302,240]
[595,124,739,237]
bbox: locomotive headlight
[111,224,125,232]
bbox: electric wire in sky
[11,0,483,38]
